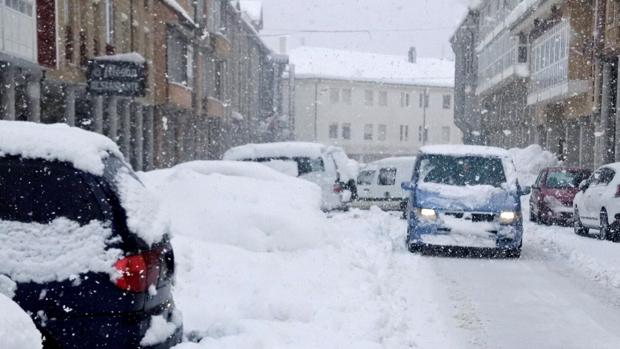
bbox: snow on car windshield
[418,154,506,187]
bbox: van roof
[223,142,333,160]
[0,121,122,175]
[419,145,510,159]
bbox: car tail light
[615,184,620,198]
[114,249,161,293]
[333,183,343,193]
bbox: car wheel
[600,210,611,240]
[505,248,521,259]
[574,208,589,236]
[529,206,537,223]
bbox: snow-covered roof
[94,52,146,64]
[161,0,197,27]
[239,0,262,23]
[223,142,327,160]
[0,121,122,175]
[419,145,511,158]
[289,47,454,88]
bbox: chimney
[408,47,417,63]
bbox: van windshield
[0,158,106,224]
[418,154,507,188]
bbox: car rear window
[545,171,590,189]
[248,157,325,176]
[0,158,107,224]
[378,168,397,186]
[418,154,506,187]
[358,170,376,185]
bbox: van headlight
[418,208,437,221]
[499,211,517,225]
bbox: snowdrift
[509,144,560,187]
[0,294,42,349]
[140,161,326,252]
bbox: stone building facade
[0,0,292,170]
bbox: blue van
[402,145,527,258]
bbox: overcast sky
[259,0,470,60]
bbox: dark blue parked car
[0,122,182,349]
[402,145,527,258]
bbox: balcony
[475,30,529,96]
[527,21,589,105]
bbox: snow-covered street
[167,199,620,348]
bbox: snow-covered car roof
[223,142,330,160]
[0,121,122,175]
[419,145,511,159]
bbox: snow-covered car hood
[415,183,519,212]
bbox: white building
[288,46,462,161]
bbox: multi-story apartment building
[289,46,462,161]
[451,9,481,145]
[593,0,620,166]
[452,0,597,168]
[0,0,291,169]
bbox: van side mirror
[401,181,415,191]
[579,180,588,192]
[521,186,531,196]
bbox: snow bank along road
[146,163,620,348]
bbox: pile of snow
[289,46,454,87]
[141,310,183,347]
[0,294,42,349]
[0,121,121,175]
[509,144,559,187]
[523,200,620,289]
[223,142,326,161]
[162,0,197,26]
[0,218,121,284]
[140,161,325,252]
[168,206,454,349]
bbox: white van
[353,156,416,212]
[223,142,356,211]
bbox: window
[364,124,373,140]
[105,0,114,45]
[441,127,451,143]
[5,0,33,15]
[364,90,374,106]
[400,125,409,141]
[330,88,340,103]
[342,123,351,140]
[419,92,429,108]
[379,91,388,106]
[342,88,352,105]
[187,45,194,86]
[214,60,225,99]
[329,123,338,139]
[418,155,507,188]
[167,30,192,87]
[443,95,451,109]
[378,168,397,186]
[357,170,376,185]
[400,92,410,107]
[378,124,387,141]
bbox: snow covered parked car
[0,121,182,349]
[573,163,620,242]
[402,145,526,257]
[529,167,591,225]
[223,142,356,210]
[353,156,415,214]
